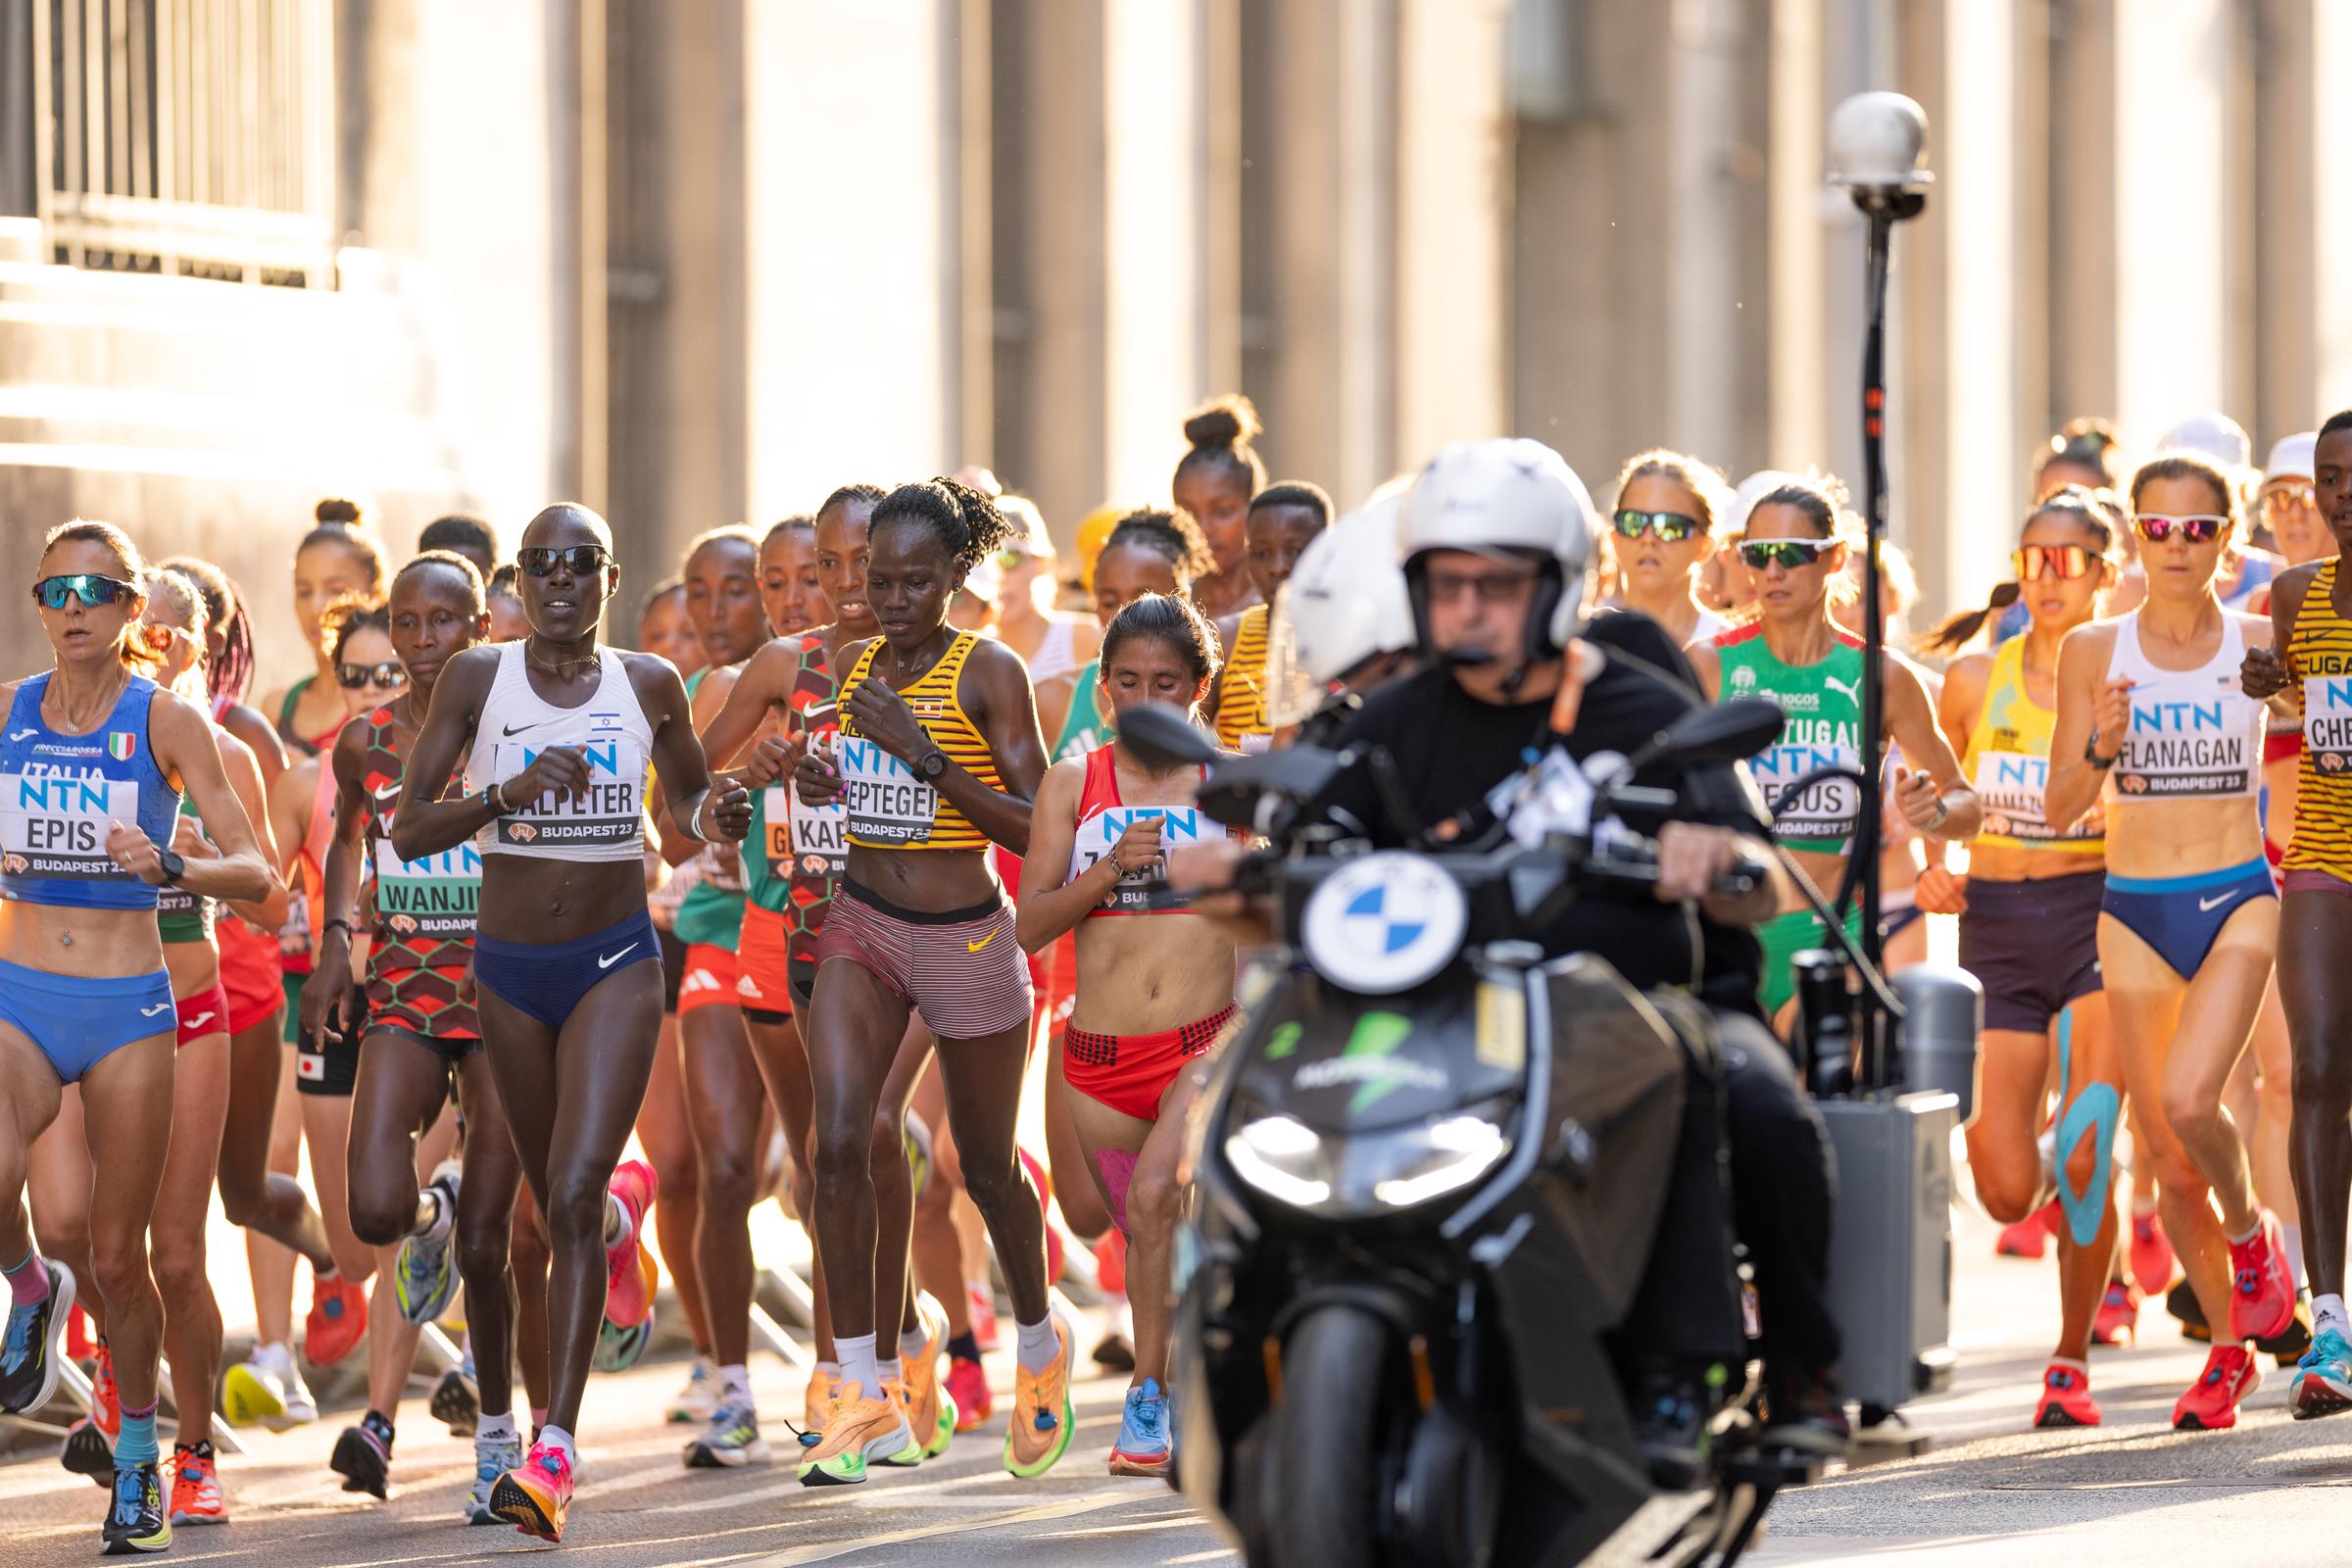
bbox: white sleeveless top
[1027,618,1081,686]
[465,644,656,861]
[2100,611,2265,802]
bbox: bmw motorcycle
[1121,699,1808,1568]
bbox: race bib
[767,785,847,881]
[2115,692,2254,798]
[370,837,480,941]
[0,771,136,879]
[838,736,937,846]
[488,738,647,848]
[2305,672,2352,778]
[1074,805,1215,914]
[1972,749,2100,842]
[1747,717,1862,846]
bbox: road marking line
[742,1489,1144,1565]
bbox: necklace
[526,641,602,679]
[45,665,130,732]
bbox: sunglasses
[1738,538,1838,571]
[2013,543,2096,581]
[2266,482,2317,510]
[1612,509,1703,543]
[336,661,409,691]
[515,544,612,577]
[141,621,198,654]
[32,573,137,611]
[2133,514,2227,545]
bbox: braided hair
[868,477,1013,577]
[160,554,258,705]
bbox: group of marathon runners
[2,388,2351,1557]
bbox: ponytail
[1917,581,2022,656]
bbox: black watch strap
[158,850,185,886]
[2084,732,2120,770]
[917,748,950,781]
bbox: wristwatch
[2084,732,2120,770]
[157,850,185,886]
[915,748,949,782]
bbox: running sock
[2283,1223,2306,1288]
[946,1331,980,1364]
[2,1249,49,1307]
[1015,1314,1059,1374]
[2226,1216,2263,1248]
[720,1363,751,1401]
[117,1400,160,1467]
[899,1326,928,1361]
[2317,1293,2350,1339]
[416,1185,456,1245]
[477,1410,517,1446]
[603,1194,631,1250]
[876,1357,903,1386]
[837,1333,880,1397]
[815,1359,841,1378]
[540,1423,577,1466]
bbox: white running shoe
[666,1355,720,1425]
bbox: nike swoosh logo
[6,728,34,742]
[502,721,544,737]
[140,1003,172,1017]
[966,928,997,954]
[2198,892,2237,912]
[598,943,640,969]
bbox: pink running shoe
[605,1159,659,1329]
[2228,1212,2295,1346]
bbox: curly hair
[1102,508,1217,586]
[869,477,1014,575]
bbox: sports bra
[1026,618,1081,687]
[465,643,655,862]
[275,674,345,759]
[2285,558,2352,872]
[1964,635,2104,854]
[836,632,1004,852]
[2101,610,2265,802]
[0,672,180,911]
[1711,622,1867,855]
[1066,745,1220,917]
[1213,605,1274,754]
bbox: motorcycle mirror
[1632,699,1787,771]
[1117,703,1221,771]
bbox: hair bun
[316,497,364,526]
[1183,394,1261,453]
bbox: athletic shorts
[734,906,794,1021]
[366,962,481,1048]
[660,927,686,1013]
[1756,906,1865,1019]
[813,879,1032,1040]
[1065,1005,1235,1122]
[475,910,662,1031]
[1958,871,2104,1035]
[2100,857,2276,983]
[0,957,174,1083]
[175,984,231,1048]
[280,969,309,1046]
[2283,865,2352,899]
[295,986,367,1097]
[219,920,282,1036]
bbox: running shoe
[1108,1377,1172,1476]
[967,1281,1002,1352]
[465,1432,523,1525]
[168,1442,225,1525]
[667,1356,719,1424]
[604,1159,659,1329]
[66,1300,93,1361]
[2091,1280,2139,1348]
[796,1382,912,1487]
[62,1417,113,1485]
[804,1364,838,1437]
[685,1398,773,1468]
[2174,1344,2261,1431]
[2261,1292,2317,1364]
[899,1294,956,1460]
[305,1271,369,1367]
[2132,1207,2177,1296]
[2293,1327,2352,1419]
[432,1364,480,1437]
[91,1342,119,1442]
[1995,1200,2058,1260]
[330,1410,395,1499]
[490,1440,573,1542]
[100,1459,169,1556]
[2033,1360,2100,1429]
[395,1161,464,1326]
[947,1354,993,1432]
[2228,1212,2297,1344]
[594,1301,656,1373]
[221,1341,317,1430]
[1004,1313,1076,1479]
[0,1257,75,1414]
[1761,1366,1853,1456]
[1094,1230,1128,1296]
[1094,1327,1137,1374]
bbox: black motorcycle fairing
[1232,968,1523,1137]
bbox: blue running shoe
[465,1434,522,1525]
[1108,1377,1171,1477]
[2292,1327,2352,1420]
[394,1162,463,1326]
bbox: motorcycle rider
[1183,438,1848,1452]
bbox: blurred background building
[0,0,2345,674]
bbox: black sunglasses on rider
[515,544,612,577]
[336,661,409,691]
[1611,509,1703,543]
[32,573,138,611]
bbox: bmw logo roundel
[1301,853,1469,995]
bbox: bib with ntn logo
[1965,634,2104,852]
[0,672,178,910]
[465,644,655,862]
[1711,622,1866,853]
[1067,745,1224,916]
[2101,611,2263,802]
[835,632,1003,852]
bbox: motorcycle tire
[1271,1303,1395,1568]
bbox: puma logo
[1824,675,1860,705]
[966,928,998,954]
[599,943,640,969]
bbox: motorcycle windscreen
[1238,971,1522,1135]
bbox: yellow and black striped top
[836,631,1004,852]
[2287,557,2352,876]
[1213,603,1272,750]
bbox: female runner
[393,503,749,1541]
[1204,482,1329,752]
[996,498,1100,744]
[1170,395,1268,622]
[1685,475,1982,1025]
[303,552,535,1519]
[0,520,272,1554]
[1600,449,1736,647]
[759,515,821,639]
[2045,452,2297,1430]
[1017,594,1237,1476]
[789,478,1069,1486]
[1924,489,2126,1426]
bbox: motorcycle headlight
[1223,1109,1512,1216]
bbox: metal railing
[31,0,334,286]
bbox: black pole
[1856,205,1890,985]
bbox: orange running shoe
[1094,1230,1128,1296]
[490,1440,573,1541]
[797,1382,913,1487]
[2132,1207,2177,1296]
[604,1160,659,1329]
[947,1354,992,1432]
[1004,1314,1075,1478]
[804,1364,838,1438]
[305,1272,369,1368]
[91,1343,120,1442]
[886,1296,956,1462]
[2174,1345,2261,1431]
[169,1442,227,1525]
[2228,1212,2296,1345]
[2033,1360,2100,1428]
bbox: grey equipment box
[1817,1092,1959,1414]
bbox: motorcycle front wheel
[1271,1303,1396,1568]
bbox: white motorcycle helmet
[1396,437,1600,666]
[1264,497,1416,726]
